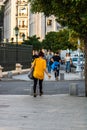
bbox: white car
[71,57,85,69]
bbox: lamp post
[22,33,25,41]
[14,26,19,63]
[0,27,3,43]
[76,38,82,78]
[0,28,1,43]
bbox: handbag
[28,68,34,79]
[28,59,36,79]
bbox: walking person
[65,53,71,73]
[32,50,39,61]
[51,52,61,80]
[31,51,51,97]
[46,51,53,73]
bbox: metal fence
[0,43,33,71]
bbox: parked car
[71,57,85,69]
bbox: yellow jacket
[32,57,46,80]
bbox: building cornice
[3,0,8,4]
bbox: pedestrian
[31,51,51,97]
[51,52,61,80]
[32,50,39,61]
[46,51,53,73]
[65,53,71,73]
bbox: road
[0,80,85,95]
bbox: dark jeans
[33,77,43,93]
[47,61,51,73]
[54,64,60,78]
[54,68,59,78]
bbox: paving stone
[0,95,87,130]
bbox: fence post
[69,83,78,96]
[15,63,23,74]
[60,73,64,80]
[0,65,3,80]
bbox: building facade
[4,0,29,43]
[29,3,61,41]
[0,0,4,42]
[0,0,3,5]
[3,0,61,43]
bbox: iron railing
[0,43,33,71]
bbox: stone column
[15,63,22,74]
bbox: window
[47,19,52,26]
[22,21,24,27]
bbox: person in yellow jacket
[31,51,51,97]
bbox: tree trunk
[84,36,87,97]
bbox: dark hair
[56,51,60,54]
[39,51,44,57]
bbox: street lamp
[14,26,19,62]
[22,33,25,41]
[76,38,82,78]
[0,28,2,43]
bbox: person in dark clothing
[32,50,39,61]
[52,52,61,80]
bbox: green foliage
[22,35,42,50]
[29,0,87,96]
[68,30,84,50]
[29,0,87,38]
[42,30,76,52]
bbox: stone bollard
[7,71,13,78]
[16,63,22,74]
[0,65,3,80]
[60,73,64,80]
[69,83,78,96]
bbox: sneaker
[39,92,43,96]
[56,77,58,81]
[33,93,37,97]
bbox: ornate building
[16,0,29,42]
[4,0,29,43]
[0,0,3,5]
[29,4,61,41]
[0,0,4,42]
[3,0,61,43]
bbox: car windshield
[72,57,84,62]
[72,58,78,61]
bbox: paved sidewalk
[12,70,84,81]
[0,94,87,130]
[1,69,86,130]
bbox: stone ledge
[2,68,30,78]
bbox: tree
[22,35,42,50]
[69,30,84,51]
[29,0,87,96]
[42,32,58,51]
[42,30,76,52]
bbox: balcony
[17,0,28,5]
[18,13,28,17]
[18,25,28,28]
